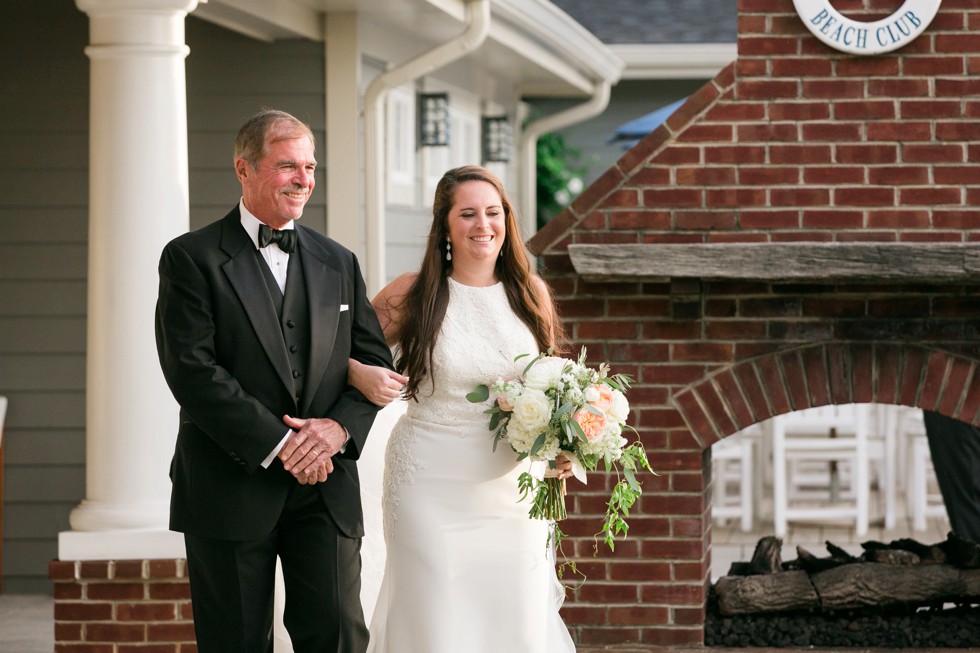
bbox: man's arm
[155,240,286,471]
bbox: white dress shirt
[239,200,292,293]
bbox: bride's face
[446,180,506,265]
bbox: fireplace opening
[707,403,980,647]
[706,533,980,648]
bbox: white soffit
[193,0,623,97]
[192,0,324,41]
[611,43,737,80]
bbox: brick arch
[674,343,980,447]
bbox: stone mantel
[567,243,980,283]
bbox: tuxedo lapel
[219,214,295,398]
[297,228,341,413]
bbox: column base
[59,528,185,561]
[69,498,170,533]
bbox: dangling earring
[445,237,452,262]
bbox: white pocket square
[340,304,349,312]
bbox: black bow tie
[258,224,297,253]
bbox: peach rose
[592,384,614,411]
[574,406,607,442]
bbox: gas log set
[706,534,980,647]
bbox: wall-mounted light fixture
[418,92,450,147]
[482,115,512,163]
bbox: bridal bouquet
[467,349,653,551]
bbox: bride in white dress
[350,165,576,653]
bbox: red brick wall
[49,559,195,652]
[531,0,980,647]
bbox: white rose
[583,386,600,403]
[607,388,630,424]
[505,421,534,454]
[564,386,584,406]
[523,356,568,392]
[510,388,552,434]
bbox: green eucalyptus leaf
[529,431,547,456]
[466,385,490,403]
[623,467,640,492]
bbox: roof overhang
[611,42,737,80]
[192,0,623,96]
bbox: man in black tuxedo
[155,109,392,652]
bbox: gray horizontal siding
[0,171,87,208]
[0,0,89,595]
[3,393,85,431]
[3,430,85,465]
[0,319,86,351]
[0,210,87,244]
[4,468,85,504]
[0,282,86,316]
[0,246,88,280]
[2,540,60,594]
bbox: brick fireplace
[529,0,980,648]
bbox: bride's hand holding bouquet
[467,348,654,552]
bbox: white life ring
[793,0,943,55]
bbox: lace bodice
[406,277,539,427]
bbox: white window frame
[386,84,416,207]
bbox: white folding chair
[771,404,871,537]
[712,425,758,532]
[867,403,900,530]
[896,408,946,531]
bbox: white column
[60,0,197,560]
[324,12,363,254]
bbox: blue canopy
[609,97,687,149]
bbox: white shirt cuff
[261,429,293,469]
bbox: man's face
[237,130,316,228]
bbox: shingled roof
[550,0,737,44]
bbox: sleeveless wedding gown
[366,277,575,653]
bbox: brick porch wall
[530,0,980,648]
[49,559,194,652]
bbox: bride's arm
[347,272,416,406]
[348,359,406,407]
[371,272,415,346]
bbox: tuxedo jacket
[155,206,392,541]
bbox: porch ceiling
[568,243,980,284]
[192,0,621,97]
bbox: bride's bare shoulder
[372,272,417,342]
[374,272,416,307]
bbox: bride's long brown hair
[391,165,564,400]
